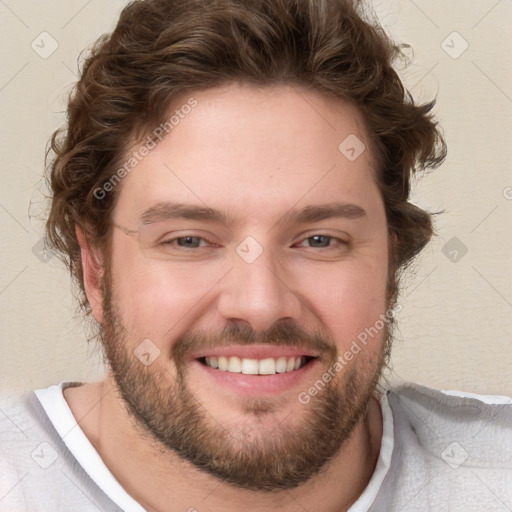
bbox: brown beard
[99,269,391,492]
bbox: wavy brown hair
[46,0,446,314]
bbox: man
[1,0,510,510]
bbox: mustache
[171,319,337,367]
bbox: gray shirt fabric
[370,384,512,511]
[0,381,510,511]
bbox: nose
[216,243,304,333]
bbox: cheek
[298,254,389,356]
[110,246,226,341]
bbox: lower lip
[192,359,319,396]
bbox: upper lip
[191,344,320,361]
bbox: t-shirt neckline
[35,383,146,512]
[35,381,394,511]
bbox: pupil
[178,236,198,248]
[310,235,329,247]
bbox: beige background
[0,0,511,396]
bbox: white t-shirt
[0,380,510,511]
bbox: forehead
[114,83,383,225]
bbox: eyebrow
[140,202,234,225]
[279,202,367,225]
[140,201,367,227]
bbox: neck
[64,376,383,512]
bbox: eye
[296,235,348,249]
[303,235,333,248]
[162,236,211,249]
[177,236,202,248]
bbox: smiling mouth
[197,355,318,375]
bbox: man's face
[99,83,391,491]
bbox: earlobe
[76,227,105,323]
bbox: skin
[66,83,390,512]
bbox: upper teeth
[204,356,303,375]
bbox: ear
[390,230,399,247]
[76,226,105,324]
[387,230,400,306]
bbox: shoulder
[387,380,512,438]
[0,390,45,454]
[386,380,511,462]
[0,390,55,509]
[371,380,512,511]
[371,383,512,512]
[0,384,75,460]
[0,384,123,511]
